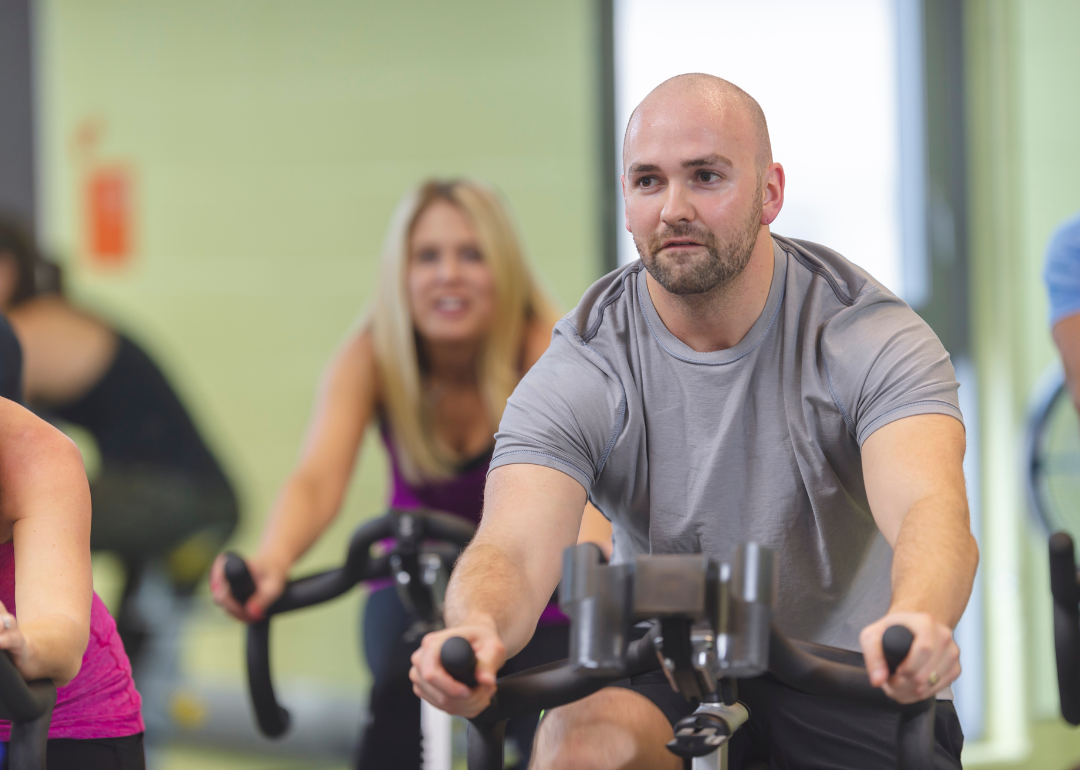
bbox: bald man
[411,74,975,769]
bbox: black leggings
[2,733,146,770]
[355,587,567,770]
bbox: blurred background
[0,0,1078,768]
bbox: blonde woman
[210,179,610,769]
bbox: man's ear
[761,163,785,227]
[621,175,632,233]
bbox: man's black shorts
[608,668,964,770]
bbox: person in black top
[0,312,22,403]
[0,215,238,737]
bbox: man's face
[622,99,764,295]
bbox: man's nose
[660,183,695,226]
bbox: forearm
[444,539,552,658]
[17,614,88,685]
[888,494,978,628]
[256,472,343,572]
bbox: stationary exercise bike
[223,507,475,770]
[0,650,56,770]
[440,542,937,770]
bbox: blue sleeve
[1045,211,1080,325]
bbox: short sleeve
[1045,212,1080,326]
[491,320,625,493]
[821,291,962,446]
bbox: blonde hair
[370,179,558,483]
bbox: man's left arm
[858,413,979,704]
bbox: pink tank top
[0,542,144,740]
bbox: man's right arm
[1045,214,1080,410]
[410,463,587,717]
[1053,313,1080,413]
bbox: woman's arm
[0,398,92,686]
[210,331,379,620]
[521,314,556,372]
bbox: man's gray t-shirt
[491,235,963,652]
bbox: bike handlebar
[1050,531,1080,725]
[440,623,936,770]
[223,508,475,738]
[0,650,57,770]
[0,653,55,724]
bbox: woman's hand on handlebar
[859,610,960,704]
[209,553,286,623]
[0,601,31,675]
[409,623,505,718]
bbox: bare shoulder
[0,400,85,522]
[325,326,381,405]
[8,296,111,338]
[521,315,556,373]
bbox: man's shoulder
[565,261,644,342]
[773,234,891,310]
[773,234,935,356]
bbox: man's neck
[645,230,775,353]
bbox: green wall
[35,0,602,690]
[966,0,1080,765]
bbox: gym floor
[157,747,345,770]
[979,720,1080,770]
[155,746,471,770]
[150,722,1080,770]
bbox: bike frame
[442,543,936,770]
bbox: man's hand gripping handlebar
[409,622,505,719]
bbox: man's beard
[635,199,762,296]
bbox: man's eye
[637,176,656,188]
[697,171,721,183]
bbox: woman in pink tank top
[0,397,144,768]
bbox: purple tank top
[378,425,566,624]
[0,543,144,741]
[381,423,490,524]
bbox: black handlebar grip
[1049,532,1080,725]
[246,620,291,737]
[441,637,478,689]
[0,649,55,723]
[882,625,935,770]
[883,625,915,675]
[1050,532,1080,606]
[224,552,257,605]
